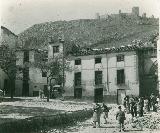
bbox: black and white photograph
[0,0,160,132]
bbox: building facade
[15,49,48,96]
[64,45,158,104]
[14,37,158,103]
[15,39,64,97]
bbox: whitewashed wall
[65,51,140,97]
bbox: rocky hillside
[18,18,159,52]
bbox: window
[42,53,48,62]
[33,91,39,97]
[23,68,29,81]
[75,58,81,65]
[42,71,47,77]
[74,72,81,86]
[95,57,102,64]
[117,54,124,62]
[53,46,59,53]
[117,69,125,84]
[95,71,102,85]
[23,50,29,63]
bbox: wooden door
[94,88,103,103]
[74,87,82,99]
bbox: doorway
[94,88,103,103]
[74,87,82,99]
[117,89,126,105]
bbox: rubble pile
[133,113,160,129]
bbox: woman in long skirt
[92,103,101,128]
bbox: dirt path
[45,105,160,133]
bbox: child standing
[116,106,126,132]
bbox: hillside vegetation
[18,18,158,52]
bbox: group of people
[92,103,125,132]
[123,93,159,118]
[92,93,159,132]
[92,103,110,128]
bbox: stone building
[0,26,18,95]
[15,39,64,97]
[15,48,48,96]
[96,7,159,26]
[14,38,158,104]
[132,7,139,16]
[64,45,158,104]
[97,7,140,20]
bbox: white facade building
[65,48,139,103]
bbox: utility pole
[59,35,65,91]
[106,53,110,92]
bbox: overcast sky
[0,0,160,34]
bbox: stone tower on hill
[132,7,139,16]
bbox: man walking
[116,106,126,132]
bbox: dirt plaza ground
[45,105,160,133]
[0,97,160,133]
[0,97,93,125]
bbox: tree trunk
[9,79,14,100]
[47,77,49,102]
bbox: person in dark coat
[126,98,130,113]
[129,95,134,113]
[130,97,137,118]
[102,103,110,124]
[133,97,138,117]
[150,93,156,111]
[123,97,127,108]
[137,97,144,117]
[92,103,102,128]
[116,106,126,132]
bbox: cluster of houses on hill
[0,24,159,104]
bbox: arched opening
[149,60,158,76]
[140,60,158,97]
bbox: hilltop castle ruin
[95,7,158,25]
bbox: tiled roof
[72,44,156,56]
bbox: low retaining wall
[64,95,117,103]
[0,109,93,133]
